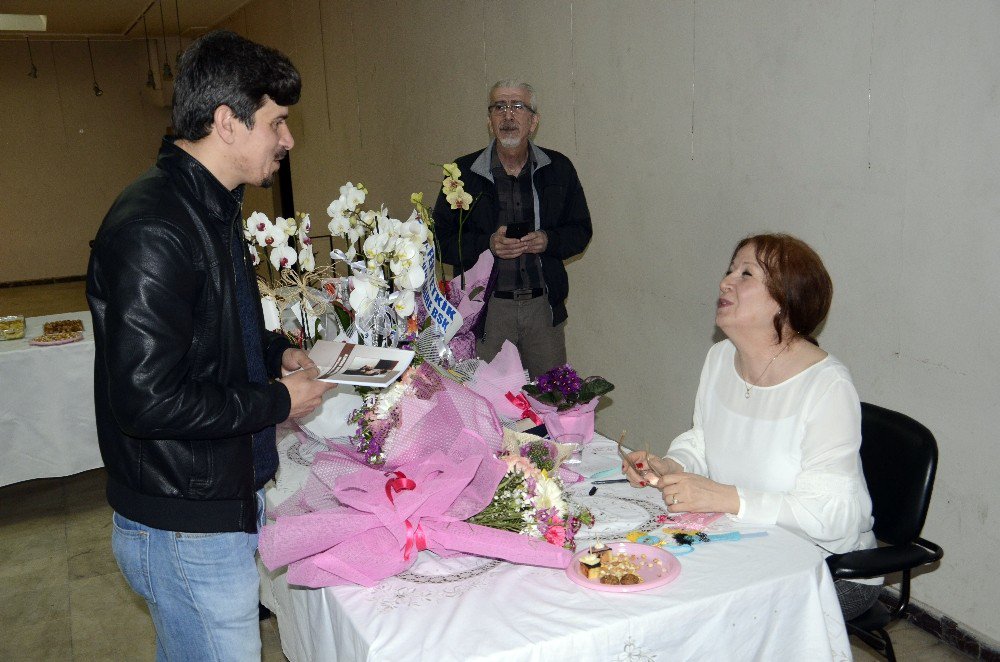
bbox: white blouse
[667,340,877,557]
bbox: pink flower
[544,525,566,547]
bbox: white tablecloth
[260,433,852,661]
[0,311,103,486]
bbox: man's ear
[212,105,238,144]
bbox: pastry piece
[43,319,84,334]
[578,553,602,580]
[590,542,612,563]
[599,574,620,585]
[620,573,641,585]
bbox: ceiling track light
[142,12,156,89]
[174,0,182,69]
[159,0,172,80]
[25,36,38,78]
[87,38,103,97]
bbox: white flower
[248,245,260,267]
[275,216,297,237]
[249,213,274,246]
[327,197,351,223]
[298,247,315,272]
[391,289,415,317]
[363,232,393,264]
[328,210,351,237]
[245,211,269,241]
[374,381,408,418]
[400,214,429,244]
[349,277,380,317]
[260,296,280,331]
[261,223,286,248]
[392,263,425,291]
[532,475,567,513]
[339,182,366,210]
[270,244,297,270]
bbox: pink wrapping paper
[466,341,530,420]
[527,396,599,443]
[260,375,573,587]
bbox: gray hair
[488,79,537,112]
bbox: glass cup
[554,433,586,465]
[0,315,26,341]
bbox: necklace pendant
[744,386,752,399]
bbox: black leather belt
[493,288,544,301]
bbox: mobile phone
[505,222,532,239]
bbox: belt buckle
[512,288,534,301]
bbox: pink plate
[566,541,681,593]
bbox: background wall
[0,39,175,283]
[230,0,1000,641]
[2,0,996,643]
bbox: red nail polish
[636,462,644,469]
[640,481,646,487]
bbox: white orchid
[248,245,261,267]
[249,213,275,246]
[339,181,366,210]
[269,244,297,270]
[363,232,393,264]
[298,247,315,272]
[349,276,381,318]
[297,214,312,245]
[275,216,297,237]
[391,289,415,317]
[400,214,429,244]
[392,262,425,291]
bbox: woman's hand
[622,451,681,488]
[656,472,740,514]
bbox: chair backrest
[860,402,939,546]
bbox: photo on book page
[307,340,414,387]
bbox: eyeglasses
[488,101,535,116]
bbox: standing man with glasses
[434,79,592,378]
[87,30,332,660]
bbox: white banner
[420,243,462,343]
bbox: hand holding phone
[504,221,532,239]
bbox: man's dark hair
[172,30,301,141]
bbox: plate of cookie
[30,331,85,346]
[566,541,681,593]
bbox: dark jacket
[87,138,291,534]
[433,141,592,326]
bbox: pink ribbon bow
[505,391,542,425]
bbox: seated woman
[624,233,880,619]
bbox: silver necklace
[741,337,795,399]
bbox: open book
[307,340,415,387]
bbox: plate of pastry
[30,331,84,346]
[566,541,681,592]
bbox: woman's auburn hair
[732,233,833,345]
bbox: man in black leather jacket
[86,30,332,659]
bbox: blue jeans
[111,490,266,662]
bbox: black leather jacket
[87,138,291,533]
[433,141,592,327]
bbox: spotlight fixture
[159,0,172,80]
[25,36,38,78]
[174,0,182,69]
[143,12,155,88]
[86,38,103,97]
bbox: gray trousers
[476,295,566,379]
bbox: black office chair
[825,402,944,661]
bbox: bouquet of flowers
[326,182,432,346]
[470,438,593,551]
[244,210,338,347]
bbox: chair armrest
[826,539,943,581]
